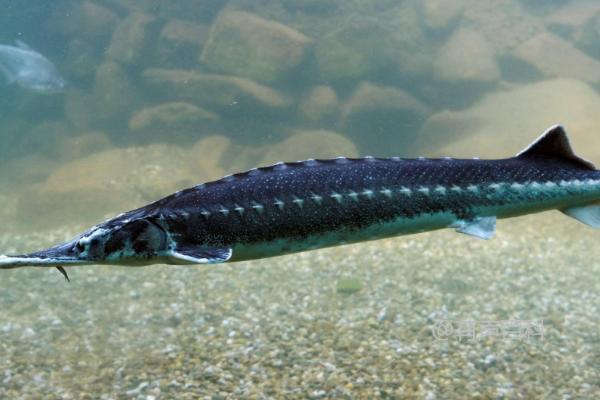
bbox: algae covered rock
[461,0,544,54]
[17,139,231,229]
[434,28,500,83]
[143,68,290,110]
[129,102,220,137]
[511,32,600,84]
[259,129,358,166]
[17,121,71,160]
[298,85,339,125]
[58,131,112,161]
[65,39,101,81]
[107,12,157,66]
[64,88,96,130]
[342,82,431,155]
[157,19,210,67]
[187,135,231,180]
[574,12,600,57]
[51,1,119,43]
[315,18,392,81]
[200,10,312,82]
[93,62,139,123]
[421,0,465,30]
[417,79,600,162]
[336,278,363,295]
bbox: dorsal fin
[516,125,596,170]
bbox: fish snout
[0,240,86,268]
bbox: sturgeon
[1,125,599,280]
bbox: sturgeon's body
[1,126,599,277]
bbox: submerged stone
[107,13,157,66]
[129,102,220,137]
[298,85,339,125]
[17,140,229,229]
[51,1,119,43]
[93,62,139,123]
[342,82,431,156]
[156,19,210,68]
[421,0,465,30]
[200,10,312,82]
[434,28,500,83]
[142,68,290,110]
[259,129,358,167]
[511,32,600,84]
[418,79,600,161]
[315,18,392,81]
[336,278,363,295]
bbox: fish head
[0,217,170,268]
[69,217,171,265]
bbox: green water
[0,0,599,398]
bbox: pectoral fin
[561,204,600,228]
[167,244,232,264]
[15,40,33,50]
[452,216,497,240]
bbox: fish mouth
[0,241,87,269]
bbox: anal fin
[452,216,497,240]
[561,203,600,228]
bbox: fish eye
[90,239,99,246]
[75,241,84,252]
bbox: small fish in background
[0,40,66,93]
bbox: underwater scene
[1,0,599,398]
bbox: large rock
[417,79,600,162]
[461,0,544,54]
[17,137,231,229]
[511,32,600,84]
[342,82,431,156]
[107,13,157,66]
[420,0,465,31]
[93,62,139,123]
[259,129,359,166]
[23,121,72,158]
[58,131,112,161]
[545,0,600,36]
[298,85,339,125]
[129,102,220,138]
[155,1,226,22]
[575,12,600,57]
[51,1,119,44]
[433,28,500,83]
[314,4,432,83]
[156,19,210,67]
[386,1,435,79]
[65,39,100,81]
[315,18,393,81]
[64,88,96,130]
[142,68,290,110]
[200,10,312,82]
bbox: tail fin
[517,125,596,170]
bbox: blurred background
[0,0,599,398]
